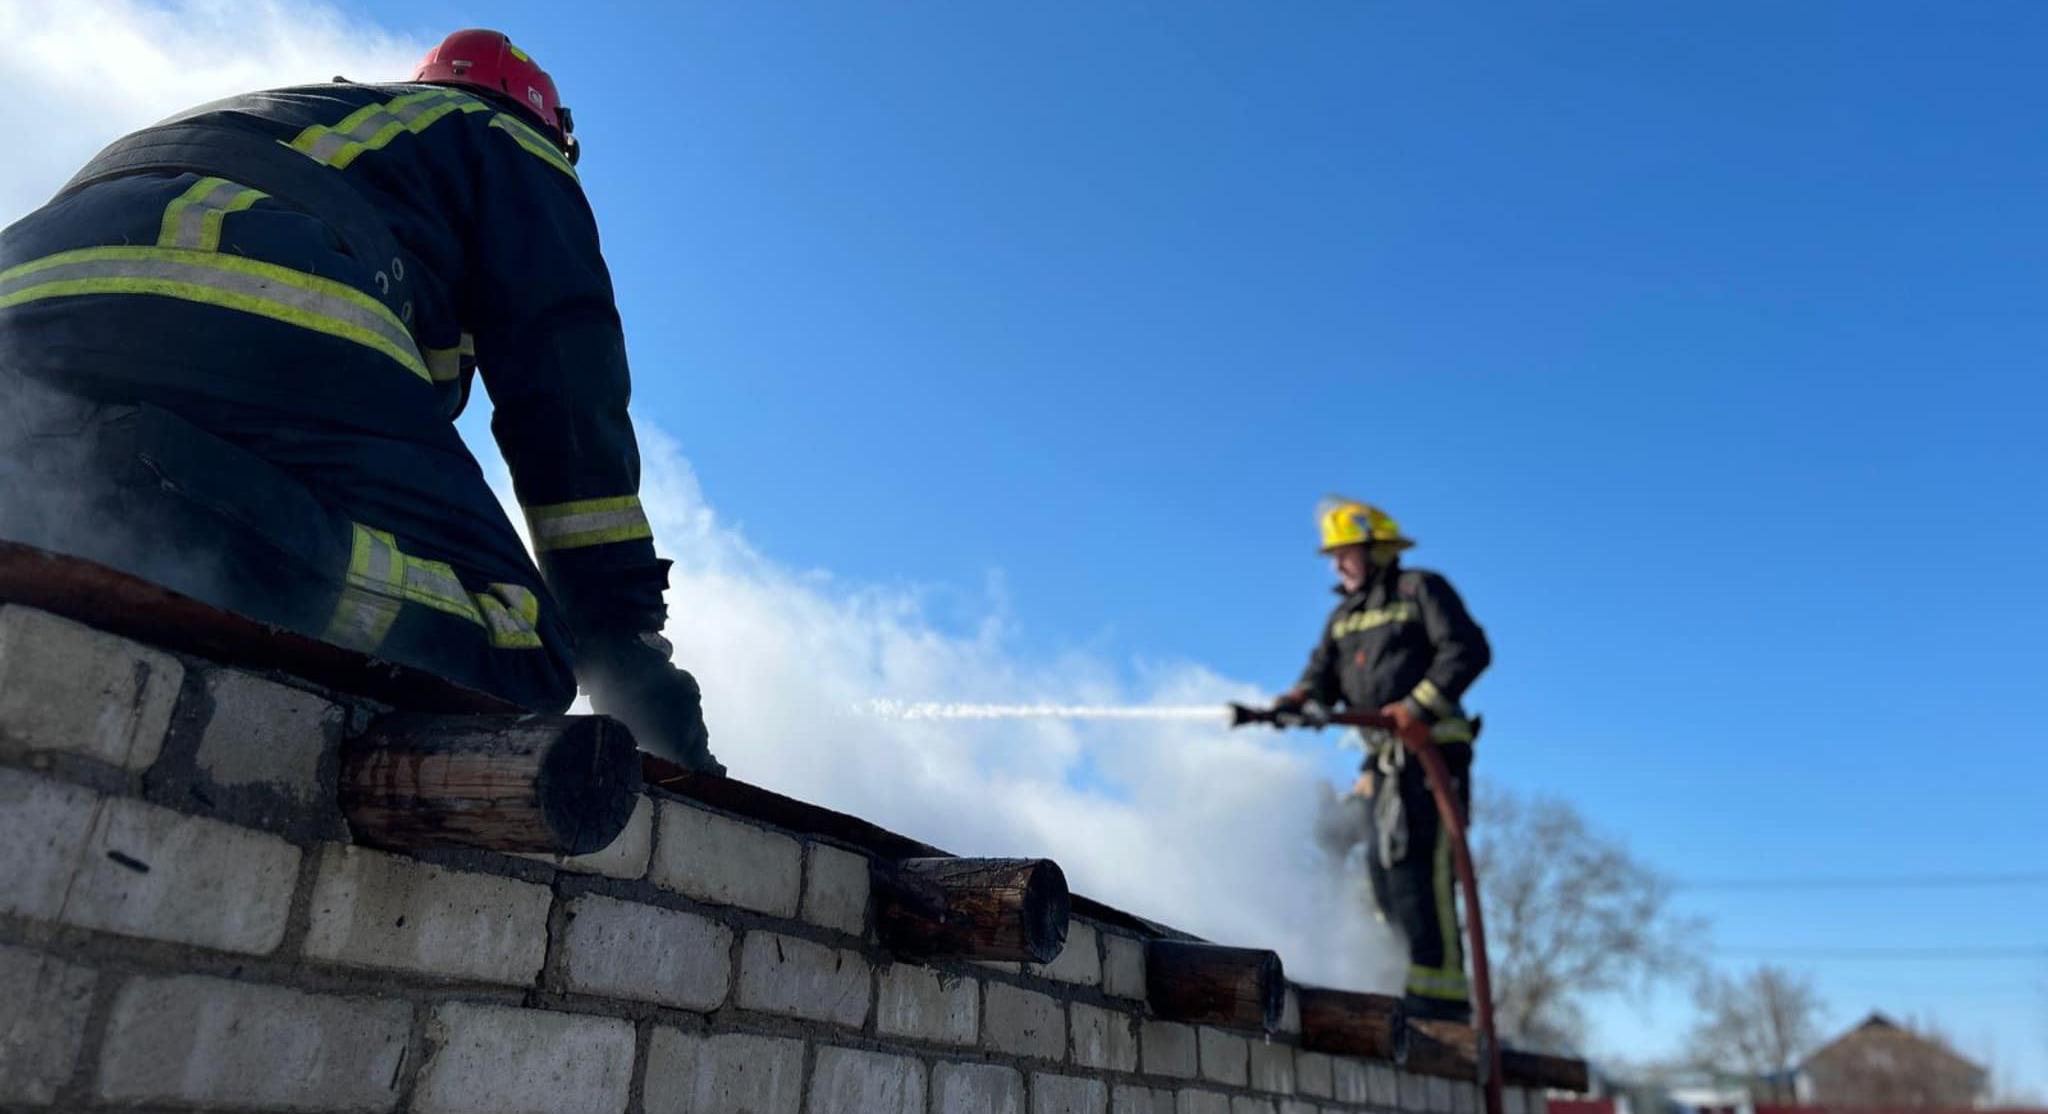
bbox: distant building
[1796,1012,1987,1108]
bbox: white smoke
[0,0,424,221]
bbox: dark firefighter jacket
[1291,562,1491,731]
[0,81,664,646]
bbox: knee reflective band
[0,246,429,383]
[324,524,542,653]
[157,177,267,252]
[1406,829,1470,1003]
[287,88,490,170]
[524,495,652,552]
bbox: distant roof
[1803,1012,1984,1077]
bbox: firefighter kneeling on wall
[1275,498,1490,1023]
[0,30,722,773]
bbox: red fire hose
[1230,703,1504,1114]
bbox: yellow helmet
[1316,496,1415,554]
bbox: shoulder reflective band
[488,114,578,180]
[288,89,489,170]
[524,495,652,552]
[157,176,266,252]
[1410,678,1458,721]
[476,583,543,649]
[1330,601,1419,640]
[0,246,428,383]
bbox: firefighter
[1274,497,1490,1022]
[0,30,722,773]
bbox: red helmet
[412,29,576,160]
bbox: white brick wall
[96,974,410,1111]
[737,931,871,1027]
[1198,1027,1251,1087]
[1102,932,1147,1000]
[653,800,802,915]
[304,845,550,984]
[0,605,182,770]
[0,765,100,919]
[801,842,870,936]
[1142,1019,1198,1078]
[807,1046,926,1114]
[1231,1097,1278,1114]
[1331,1059,1370,1103]
[1113,1084,1175,1114]
[876,963,979,1045]
[644,1028,806,1114]
[1250,1038,1296,1093]
[524,793,655,880]
[558,893,733,1010]
[983,981,1066,1062]
[935,1061,1025,1114]
[1071,1002,1139,1072]
[0,945,95,1103]
[1177,1090,1232,1114]
[1295,1051,1334,1098]
[1033,1072,1108,1114]
[192,668,342,800]
[416,1003,636,1114]
[1033,919,1101,986]
[1369,1064,1402,1106]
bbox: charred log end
[538,715,644,854]
[1297,985,1408,1060]
[1146,941,1287,1030]
[1500,1049,1589,1092]
[1254,950,1286,1031]
[1022,858,1071,964]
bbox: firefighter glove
[577,630,726,776]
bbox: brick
[192,668,342,800]
[1177,1091,1231,1114]
[0,605,181,769]
[0,770,300,953]
[305,845,550,985]
[806,1046,925,1114]
[1113,1085,1175,1114]
[984,981,1065,1061]
[736,931,870,1027]
[97,974,409,1110]
[1331,1059,1369,1104]
[1231,1099,1277,1114]
[1278,989,1301,1035]
[1071,1002,1138,1072]
[1400,1070,1431,1110]
[1033,919,1101,986]
[1249,1039,1295,1094]
[644,1029,804,1114]
[1102,931,1147,999]
[1034,1072,1109,1114]
[559,893,732,1010]
[652,800,801,915]
[876,963,978,1045]
[1505,1087,1530,1114]
[0,945,95,1103]
[1279,1102,1321,1114]
[1454,1081,1480,1114]
[1142,1019,1197,1078]
[1531,1090,1549,1114]
[936,1062,1025,1114]
[1294,1051,1333,1098]
[523,793,654,880]
[802,842,869,935]
[1368,1064,1401,1105]
[1428,1075,1455,1114]
[1198,1027,1249,1086]
[416,1003,635,1114]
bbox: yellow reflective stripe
[287,88,489,169]
[1330,601,1419,639]
[1411,678,1458,721]
[0,247,428,382]
[401,556,483,625]
[525,495,651,552]
[423,332,475,383]
[476,583,543,649]
[489,115,577,180]
[324,525,405,651]
[156,177,267,252]
[1402,824,1469,1003]
[1407,965,1470,1000]
[1430,718,1475,744]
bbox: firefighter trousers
[0,372,577,712]
[1365,742,1473,1023]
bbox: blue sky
[392,0,2048,1083]
[22,0,2044,1085]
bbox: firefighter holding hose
[1273,497,1491,1023]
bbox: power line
[1676,870,2048,892]
[1711,945,2048,961]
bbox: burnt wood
[341,713,641,854]
[1146,940,1287,1031]
[872,856,1070,963]
[1297,985,1409,1061]
[1405,1019,1591,1092]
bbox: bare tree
[1686,965,1823,1100]
[1471,782,1702,1051]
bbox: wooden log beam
[874,857,1070,963]
[341,713,642,854]
[1404,1019,1591,1092]
[1297,985,1408,1061]
[1146,941,1287,1031]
